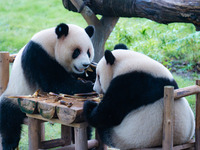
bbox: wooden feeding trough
[16,91,101,124]
[7,91,103,150]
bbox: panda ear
[105,50,115,65]
[55,23,69,39]
[114,43,128,50]
[85,26,94,38]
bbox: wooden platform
[16,92,101,124]
[14,92,105,150]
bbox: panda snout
[82,63,90,68]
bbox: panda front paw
[83,100,97,119]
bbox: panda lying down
[0,23,95,150]
[83,48,195,149]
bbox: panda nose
[83,63,90,68]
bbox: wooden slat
[174,85,200,100]
[55,139,98,150]
[56,104,84,124]
[173,139,195,150]
[195,80,200,150]
[162,86,174,150]
[40,138,65,149]
[131,148,162,150]
[18,98,38,114]
[0,52,9,95]
[38,101,56,119]
[26,114,88,128]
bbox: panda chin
[73,65,85,74]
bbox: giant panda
[83,48,195,149]
[0,23,95,150]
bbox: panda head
[55,23,94,74]
[93,49,174,94]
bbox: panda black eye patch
[87,49,90,58]
[72,48,81,59]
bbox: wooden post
[195,80,200,150]
[28,117,43,150]
[61,125,72,145]
[0,52,9,95]
[74,126,87,150]
[162,86,174,150]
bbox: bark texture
[63,0,200,27]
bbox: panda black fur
[83,49,195,149]
[0,23,95,150]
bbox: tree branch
[63,0,200,27]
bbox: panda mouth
[74,65,84,73]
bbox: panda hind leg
[0,97,26,150]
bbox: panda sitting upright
[0,23,95,150]
[83,46,195,149]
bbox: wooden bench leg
[74,126,87,150]
[61,125,72,145]
[28,117,44,150]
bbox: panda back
[111,97,194,149]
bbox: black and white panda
[83,48,195,149]
[0,23,95,150]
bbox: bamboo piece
[0,52,9,95]
[74,125,88,150]
[174,85,200,100]
[195,80,200,150]
[162,86,174,150]
[9,54,17,63]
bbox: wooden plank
[40,138,65,149]
[162,86,174,150]
[55,139,98,150]
[173,139,195,150]
[18,98,38,114]
[56,104,84,124]
[174,85,200,100]
[131,148,162,150]
[0,52,9,95]
[38,100,56,119]
[26,114,87,128]
[195,80,200,150]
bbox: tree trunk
[63,0,200,27]
[63,0,119,62]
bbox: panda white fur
[0,23,95,150]
[83,48,195,149]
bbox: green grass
[0,0,87,53]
